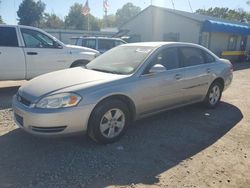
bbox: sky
[0,0,249,25]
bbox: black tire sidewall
[205,82,222,108]
[88,99,130,144]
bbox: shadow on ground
[0,101,243,188]
[232,62,250,71]
[0,86,19,110]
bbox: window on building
[0,27,18,47]
[228,35,238,51]
[179,47,205,67]
[163,32,180,42]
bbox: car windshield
[86,45,154,75]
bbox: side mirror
[53,41,63,49]
[149,64,166,74]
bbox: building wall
[151,8,201,43]
[120,8,154,42]
[209,32,229,56]
[120,7,201,43]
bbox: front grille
[31,126,67,133]
[15,113,23,126]
[17,93,31,107]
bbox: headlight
[36,93,82,109]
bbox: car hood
[66,44,99,54]
[18,68,126,102]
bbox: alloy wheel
[99,108,125,139]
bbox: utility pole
[171,0,175,10]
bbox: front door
[20,28,70,79]
[134,47,186,116]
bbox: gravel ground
[0,63,250,188]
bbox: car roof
[121,42,203,48]
[78,37,124,41]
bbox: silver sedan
[12,42,233,143]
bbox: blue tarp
[202,20,250,35]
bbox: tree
[17,0,46,26]
[40,13,64,29]
[0,1,3,24]
[116,3,141,26]
[196,7,250,22]
[65,3,100,31]
[103,14,117,27]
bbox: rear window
[180,47,205,67]
[98,39,115,51]
[82,39,96,49]
[0,27,18,47]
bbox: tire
[88,99,130,144]
[203,82,223,108]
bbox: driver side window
[145,47,180,74]
[21,28,58,48]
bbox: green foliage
[196,7,250,22]
[0,1,3,24]
[103,14,117,27]
[17,0,46,26]
[65,3,100,31]
[40,13,64,29]
[116,3,141,26]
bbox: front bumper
[12,95,95,136]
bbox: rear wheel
[88,99,130,144]
[204,82,222,108]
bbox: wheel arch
[70,59,90,68]
[87,94,136,130]
[212,77,225,91]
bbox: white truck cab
[0,25,99,80]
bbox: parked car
[0,25,99,80]
[75,37,126,53]
[13,42,233,144]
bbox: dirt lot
[0,63,250,188]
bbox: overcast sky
[1,0,248,24]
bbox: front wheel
[204,82,222,108]
[88,99,130,144]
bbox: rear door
[20,28,70,79]
[179,46,211,102]
[0,26,25,80]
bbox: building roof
[202,20,250,35]
[121,5,250,29]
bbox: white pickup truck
[0,25,99,80]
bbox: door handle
[206,68,211,73]
[175,74,182,80]
[27,52,38,55]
